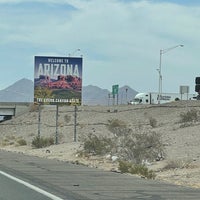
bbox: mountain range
[0,78,138,105]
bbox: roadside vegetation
[1,135,27,147]
[148,117,157,128]
[17,138,27,146]
[78,118,164,179]
[32,136,54,148]
[179,109,200,128]
[162,159,194,171]
[29,103,40,112]
[118,160,156,179]
[180,109,199,123]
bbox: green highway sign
[112,85,119,95]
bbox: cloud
[0,0,200,92]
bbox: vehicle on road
[130,92,197,105]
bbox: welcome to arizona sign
[34,56,82,105]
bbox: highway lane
[1,150,200,200]
[0,172,54,200]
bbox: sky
[0,0,200,93]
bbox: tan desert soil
[1,101,200,188]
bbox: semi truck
[130,92,197,105]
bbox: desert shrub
[163,159,193,170]
[106,119,132,153]
[107,119,126,130]
[64,114,71,124]
[5,135,16,140]
[107,119,132,152]
[29,104,40,112]
[163,160,182,170]
[1,139,14,146]
[120,131,164,164]
[17,139,27,146]
[130,164,156,179]
[149,117,157,128]
[107,118,164,164]
[179,123,193,128]
[118,160,132,173]
[179,109,198,123]
[82,134,114,156]
[32,136,54,148]
[118,160,156,179]
[1,135,16,146]
[107,119,130,137]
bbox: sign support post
[38,104,41,139]
[55,105,59,144]
[112,85,119,105]
[74,105,77,142]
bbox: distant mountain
[118,85,138,104]
[82,85,110,105]
[0,79,138,105]
[0,78,34,102]
[82,85,138,105]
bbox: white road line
[0,170,64,200]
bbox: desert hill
[0,79,138,105]
[1,100,200,188]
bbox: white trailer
[130,92,197,105]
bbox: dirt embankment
[1,101,200,188]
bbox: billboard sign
[34,56,82,105]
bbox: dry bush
[29,104,40,112]
[179,109,199,123]
[32,136,54,148]
[130,164,156,179]
[118,160,132,173]
[120,131,164,164]
[106,119,164,164]
[163,159,193,170]
[1,139,14,146]
[64,114,71,124]
[17,138,27,146]
[1,135,16,146]
[106,119,132,153]
[107,119,130,137]
[80,118,165,165]
[149,117,157,128]
[118,160,156,179]
[5,135,16,140]
[82,134,114,156]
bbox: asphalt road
[0,150,200,200]
[0,172,52,200]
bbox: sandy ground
[1,101,200,189]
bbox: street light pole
[158,44,184,104]
[68,48,81,57]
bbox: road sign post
[112,85,119,105]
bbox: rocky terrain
[1,101,200,189]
